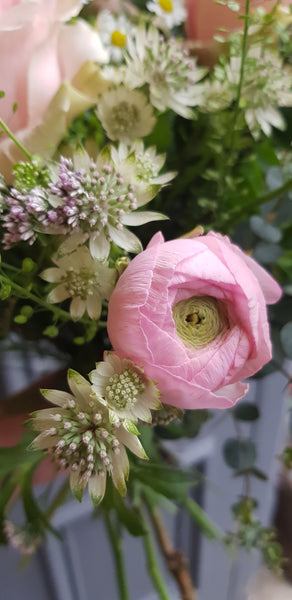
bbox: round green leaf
[223,438,256,470]
[233,403,259,422]
[250,216,282,243]
[280,322,292,359]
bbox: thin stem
[104,512,130,600]
[140,507,171,600]
[0,272,72,322]
[255,178,292,207]
[228,0,251,162]
[45,478,70,520]
[144,501,196,600]
[0,118,33,161]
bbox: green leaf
[14,314,27,324]
[21,258,36,273]
[233,403,259,422]
[250,216,282,243]
[20,305,34,318]
[103,483,146,537]
[43,325,59,338]
[223,439,256,470]
[183,496,222,540]
[132,463,199,501]
[280,322,292,358]
[182,410,210,437]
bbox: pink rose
[0,0,107,178]
[107,232,282,410]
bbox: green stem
[140,508,171,600]
[0,118,33,162]
[228,0,251,162]
[104,512,130,600]
[45,478,70,521]
[217,0,250,200]
[0,272,72,322]
[255,178,292,207]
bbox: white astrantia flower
[29,370,148,503]
[41,246,116,320]
[48,150,166,261]
[111,141,177,188]
[90,353,161,423]
[146,0,187,29]
[96,86,156,142]
[4,521,42,556]
[226,47,292,138]
[124,26,206,118]
[96,10,132,63]
[199,80,233,113]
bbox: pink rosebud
[107,232,282,410]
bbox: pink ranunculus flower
[107,231,282,410]
[0,0,107,177]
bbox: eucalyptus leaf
[250,216,282,243]
[223,439,256,470]
[280,322,292,358]
[233,403,259,422]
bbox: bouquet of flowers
[0,0,291,597]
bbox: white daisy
[90,353,161,423]
[29,369,148,503]
[97,10,132,63]
[96,86,156,142]
[146,0,187,29]
[125,26,206,118]
[41,245,116,320]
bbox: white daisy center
[105,369,145,410]
[111,30,127,48]
[159,0,173,12]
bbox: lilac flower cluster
[1,155,140,256]
[48,156,137,235]
[2,186,57,248]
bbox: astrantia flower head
[2,186,51,248]
[111,141,177,188]
[48,150,165,260]
[97,10,132,63]
[226,47,292,137]
[146,0,187,29]
[29,370,148,503]
[4,521,42,556]
[200,80,233,113]
[90,353,161,423]
[125,26,206,118]
[41,246,116,321]
[96,86,156,142]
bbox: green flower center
[63,267,97,300]
[111,102,139,136]
[172,295,227,349]
[105,369,144,410]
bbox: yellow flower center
[111,30,127,48]
[159,0,173,12]
[172,296,228,349]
